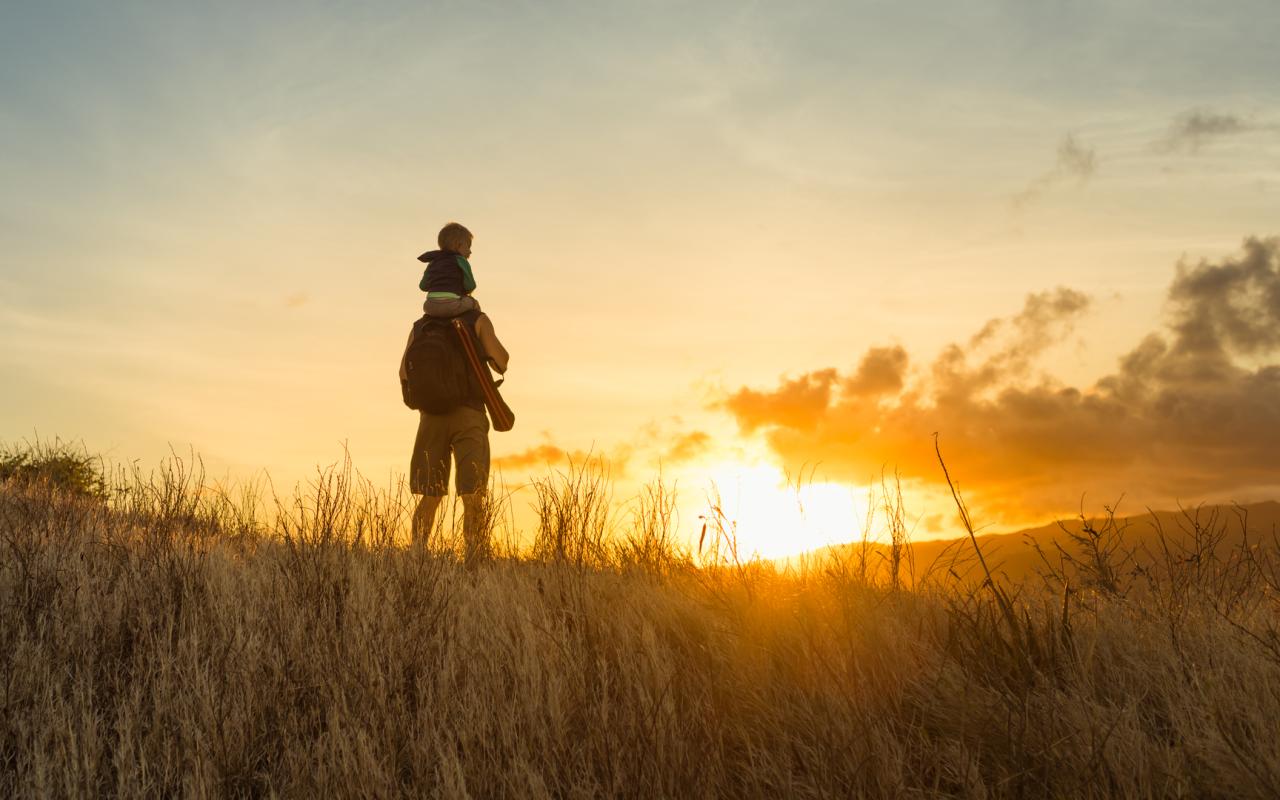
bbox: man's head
[438,222,473,258]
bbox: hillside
[3,450,1280,797]
[820,501,1280,588]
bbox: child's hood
[418,250,453,264]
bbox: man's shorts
[410,405,490,496]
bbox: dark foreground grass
[2,444,1280,798]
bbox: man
[401,227,510,567]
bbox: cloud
[494,443,593,471]
[493,439,634,478]
[1157,110,1260,154]
[942,288,1092,397]
[844,346,909,397]
[663,430,712,463]
[496,422,717,479]
[717,237,1280,519]
[1055,134,1097,180]
[721,369,838,433]
[1013,133,1097,210]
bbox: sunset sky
[3,2,1278,555]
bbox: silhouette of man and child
[401,222,509,567]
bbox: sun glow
[697,462,871,561]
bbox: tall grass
[2,442,1279,797]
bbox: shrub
[0,438,105,498]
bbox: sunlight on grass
[3,440,1280,797]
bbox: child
[419,222,480,317]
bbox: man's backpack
[401,316,475,413]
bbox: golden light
[697,461,870,561]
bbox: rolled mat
[452,319,515,432]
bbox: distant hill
[812,501,1280,587]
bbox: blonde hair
[437,222,473,253]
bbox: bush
[0,438,105,498]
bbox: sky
[3,1,1279,555]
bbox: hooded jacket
[418,250,477,297]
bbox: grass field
[3,441,1280,798]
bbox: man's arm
[399,329,414,381]
[475,314,509,374]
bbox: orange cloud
[493,444,588,471]
[663,430,712,464]
[717,237,1280,520]
[494,441,630,477]
[722,369,838,433]
[844,346,909,397]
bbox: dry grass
[2,443,1280,798]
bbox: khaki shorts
[410,405,490,496]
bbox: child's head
[438,222,473,257]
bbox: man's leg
[451,406,492,570]
[409,411,451,548]
[459,492,489,568]
[412,494,444,547]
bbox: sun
[696,461,871,561]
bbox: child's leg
[423,296,480,317]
